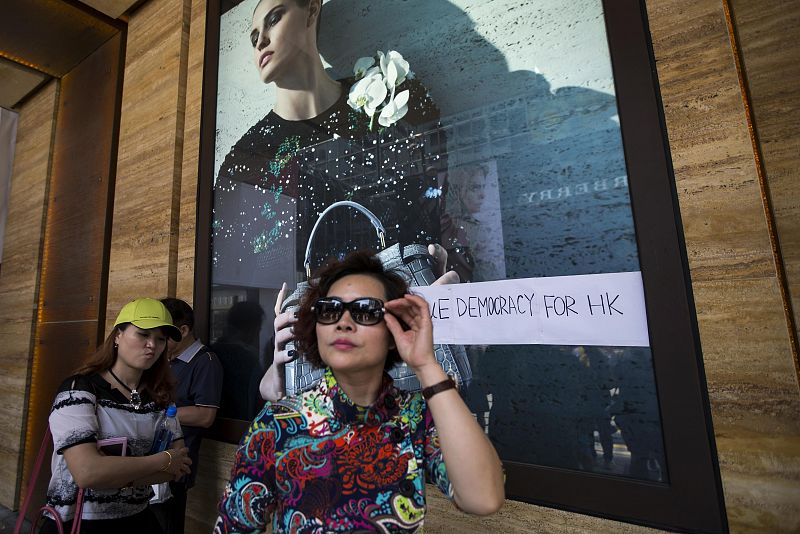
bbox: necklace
[108,367,142,409]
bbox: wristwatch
[422,376,457,400]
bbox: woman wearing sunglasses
[215,251,504,533]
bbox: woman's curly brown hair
[294,250,409,370]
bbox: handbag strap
[14,426,87,534]
[71,487,85,534]
[30,505,64,534]
[14,425,54,534]
[303,200,387,277]
[15,377,96,534]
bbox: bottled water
[150,404,179,453]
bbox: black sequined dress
[212,78,469,278]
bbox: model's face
[461,172,486,214]
[115,325,167,371]
[250,0,316,84]
[316,274,393,375]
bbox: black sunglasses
[312,297,386,326]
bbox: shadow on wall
[319,0,551,116]
[318,0,662,476]
[320,0,636,279]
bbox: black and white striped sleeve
[49,376,98,454]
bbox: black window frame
[194,1,727,531]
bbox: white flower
[378,89,409,128]
[348,50,414,131]
[378,50,411,89]
[353,56,375,80]
[347,68,387,118]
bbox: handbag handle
[71,489,84,534]
[14,426,53,534]
[30,506,64,534]
[14,426,85,534]
[303,200,387,278]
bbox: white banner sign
[415,271,650,347]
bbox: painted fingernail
[293,311,299,318]
[288,349,298,361]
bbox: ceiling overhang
[0,0,139,109]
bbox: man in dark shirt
[153,298,223,534]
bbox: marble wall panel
[646,0,800,532]
[13,35,125,519]
[644,0,775,284]
[176,0,207,304]
[106,0,190,326]
[730,0,800,364]
[0,82,56,508]
[721,470,800,533]
[693,277,800,530]
[694,279,798,399]
[186,440,235,532]
[423,491,664,533]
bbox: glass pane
[209,0,666,483]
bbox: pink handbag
[14,426,85,534]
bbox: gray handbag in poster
[281,200,471,396]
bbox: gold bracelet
[160,450,172,472]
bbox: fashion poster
[208,0,667,482]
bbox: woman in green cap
[40,298,192,534]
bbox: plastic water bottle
[150,404,179,453]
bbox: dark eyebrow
[250,4,284,45]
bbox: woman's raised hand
[428,244,460,286]
[383,294,438,373]
[260,283,297,401]
[163,446,192,481]
[273,282,298,366]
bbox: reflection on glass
[209,0,667,483]
[477,344,664,480]
[210,299,266,421]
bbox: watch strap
[422,377,456,400]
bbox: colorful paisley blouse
[215,368,453,533]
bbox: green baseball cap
[113,298,182,342]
